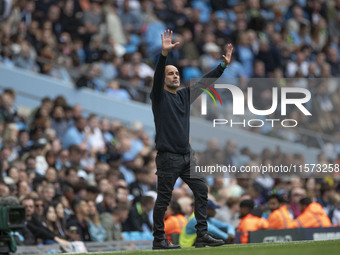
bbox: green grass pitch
[75,240,340,255]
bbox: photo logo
[199,84,222,115]
[199,82,312,128]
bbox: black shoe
[152,239,181,250]
[195,234,225,248]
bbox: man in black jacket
[151,29,233,249]
[122,195,154,232]
[66,199,91,242]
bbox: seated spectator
[316,183,335,218]
[41,204,60,244]
[96,190,116,214]
[20,196,69,247]
[106,80,131,101]
[289,187,307,219]
[267,194,293,229]
[331,193,340,226]
[289,197,331,228]
[129,166,156,203]
[53,201,67,238]
[87,200,106,242]
[33,197,45,221]
[50,106,69,141]
[0,89,18,123]
[236,199,268,244]
[164,200,187,245]
[177,196,194,218]
[215,196,240,229]
[180,200,235,247]
[13,41,39,72]
[66,199,91,242]
[62,117,88,149]
[86,114,106,154]
[122,195,154,232]
[100,203,130,241]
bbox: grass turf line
[71,239,340,255]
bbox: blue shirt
[62,126,85,149]
[186,216,235,240]
[106,89,131,100]
[237,46,254,77]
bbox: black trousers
[153,151,208,242]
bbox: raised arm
[190,44,234,104]
[150,30,180,101]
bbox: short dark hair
[169,200,183,215]
[240,199,254,209]
[299,197,312,206]
[140,196,154,207]
[72,198,87,212]
[113,203,130,215]
[86,185,99,194]
[268,194,286,203]
[69,145,82,154]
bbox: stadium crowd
[0,0,340,248]
[0,0,340,149]
[0,90,340,246]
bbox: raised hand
[222,43,234,66]
[161,29,180,56]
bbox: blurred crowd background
[1,0,340,152]
[0,0,340,247]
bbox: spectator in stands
[289,187,307,219]
[215,196,240,229]
[0,182,10,197]
[100,203,130,241]
[66,199,91,242]
[267,194,293,229]
[180,200,235,247]
[289,197,331,228]
[40,183,55,207]
[13,40,39,72]
[54,201,67,239]
[331,193,340,226]
[16,130,32,156]
[20,196,69,247]
[81,0,102,46]
[62,117,89,149]
[50,106,69,141]
[87,200,106,242]
[236,199,268,244]
[106,2,126,47]
[119,0,143,34]
[33,197,44,221]
[41,204,60,243]
[86,114,105,154]
[122,195,154,233]
[317,183,335,218]
[106,80,131,101]
[96,190,116,214]
[164,200,187,245]
[129,166,156,203]
[17,180,31,197]
[0,89,18,123]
